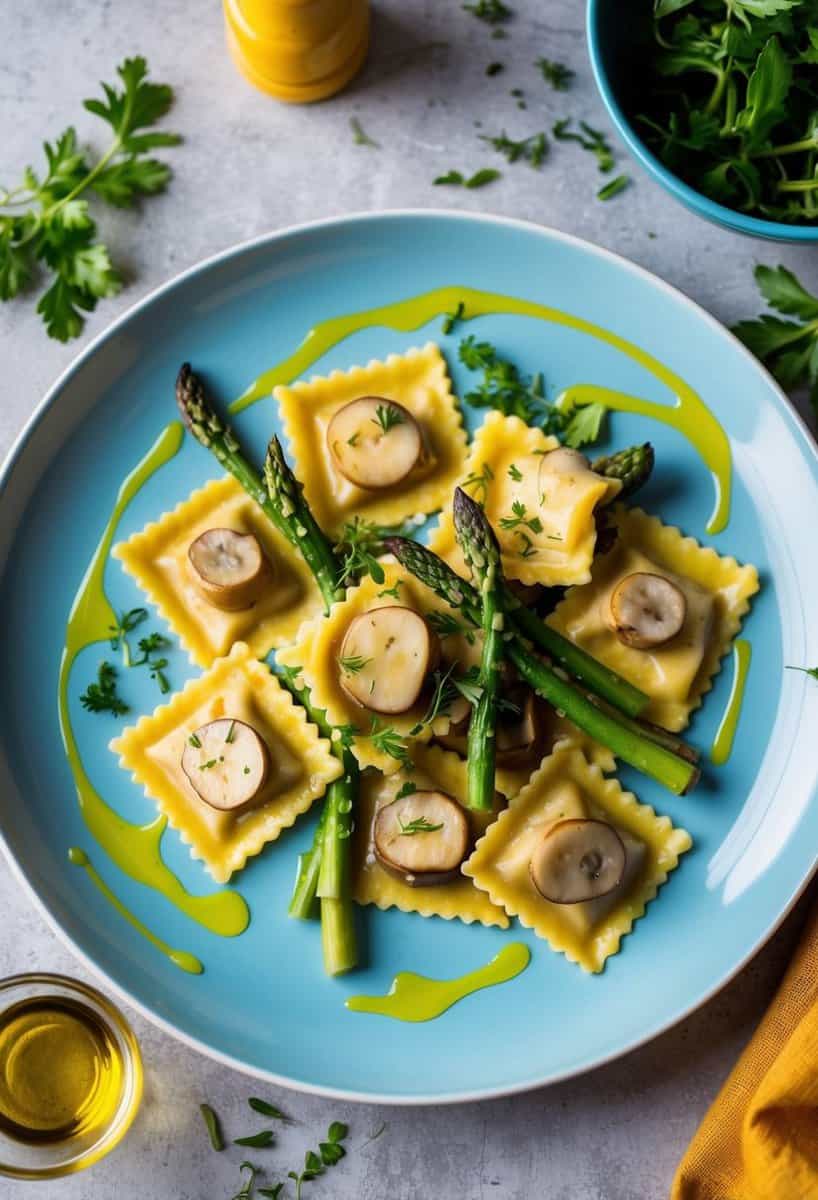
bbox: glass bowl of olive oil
[0,974,142,1179]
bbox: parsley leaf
[552,119,615,171]
[787,665,818,681]
[535,58,574,90]
[350,117,379,148]
[562,401,607,448]
[434,167,501,188]
[79,661,129,716]
[732,265,818,417]
[597,173,630,201]
[0,56,180,339]
[463,0,512,24]
[480,130,548,168]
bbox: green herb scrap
[442,299,466,334]
[373,402,405,434]
[108,606,147,666]
[0,57,180,340]
[639,2,818,223]
[79,661,129,716]
[433,168,501,188]
[349,117,379,148]
[486,61,505,76]
[480,130,548,167]
[199,1103,224,1152]
[597,173,630,201]
[787,665,818,681]
[399,815,445,835]
[132,631,172,694]
[553,119,615,172]
[334,516,416,588]
[732,265,818,416]
[535,58,574,90]
[463,0,512,24]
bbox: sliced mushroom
[327,396,424,490]
[374,790,469,886]
[181,718,269,812]
[339,606,439,715]
[530,818,626,904]
[188,528,270,611]
[538,446,590,479]
[608,571,687,650]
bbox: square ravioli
[352,744,510,928]
[111,642,341,883]
[547,506,760,732]
[274,343,468,535]
[427,411,620,587]
[277,561,480,774]
[114,476,325,668]
[463,747,692,972]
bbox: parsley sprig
[553,119,615,172]
[333,516,417,588]
[536,58,574,90]
[433,168,501,188]
[480,130,548,168]
[463,0,512,24]
[732,265,818,417]
[0,57,180,340]
[79,661,128,716]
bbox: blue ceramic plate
[1,213,817,1103]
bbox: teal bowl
[586,0,818,243]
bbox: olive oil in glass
[0,995,124,1145]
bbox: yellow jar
[224,0,369,103]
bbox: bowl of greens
[586,0,818,240]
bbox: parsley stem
[776,178,818,192]
[755,137,818,159]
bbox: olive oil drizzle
[58,422,249,967]
[345,942,530,1022]
[710,639,752,766]
[231,284,731,533]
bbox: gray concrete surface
[1,2,817,1197]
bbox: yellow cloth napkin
[672,898,818,1200]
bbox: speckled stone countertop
[1,2,816,1197]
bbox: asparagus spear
[385,537,699,796]
[452,487,505,812]
[593,443,655,499]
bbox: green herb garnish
[373,403,405,434]
[339,654,372,676]
[480,130,548,167]
[349,117,379,148]
[199,1103,224,1151]
[225,720,237,744]
[234,1130,275,1149]
[499,499,543,534]
[287,1122,349,1199]
[562,401,607,448]
[461,460,495,503]
[0,57,180,341]
[395,781,418,800]
[638,3,818,224]
[334,516,415,588]
[198,759,217,771]
[79,661,129,716]
[442,299,466,334]
[399,815,445,835]
[108,607,148,666]
[597,173,630,201]
[553,118,614,171]
[507,462,523,481]
[427,610,477,644]
[433,168,501,188]
[463,0,512,24]
[188,732,202,748]
[731,265,818,416]
[486,61,505,76]
[231,1162,260,1200]
[535,58,574,90]
[133,631,171,694]
[787,665,818,681]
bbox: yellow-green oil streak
[58,422,249,946]
[231,285,731,533]
[69,847,203,975]
[711,639,752,766]
[345,942,530,1022]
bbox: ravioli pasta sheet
[111,642,341,883]
[464,747,692,972]
[352,744,509,928]
[277,562,477,773]
[275,343,468,535]
[547,506,759,731]
[114,476,324,668]
[427,411,620,587]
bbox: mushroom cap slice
[188,527,270,611]
[538,446,590,480]
[327,396,424,490]
[181,718,269,812]
[339,606,439,715]
[608,571,687,650]
[374,790,470,886]
[530,818,626,904]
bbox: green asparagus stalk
[386,536,649,718]
[385,536,699,796]
[593,443,655,499]
[288,806,325,920]
[453,487,505,812]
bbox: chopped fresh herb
[259,1188,284,1200]
[339,654,372,676]
[787,665,818,681]
[377,581,403,600]
[517,532,537,558]
[248,1098,287,1120]
[434,167,501,188]
[368,718,410,765]
[287,1122,348,1199]
[349,117,379,148]
[597,173,630,201]
[225,720,237,744]
[373,403,405,434]
[334,516,416,587]
[461,460,495,503]
[535,57,574,90]
[132,631,172,694]
[732,266,818,418]
[399,815,445,835]
[463,0,512,24]
[346,431,359,447]
[638,2,818,224]
[499,499,543,535]
[442,300,466,334]
[79,661,129,716]
[108,607,148,666]
[562,401,607,448]
[507,462,523,481]
[243,766,250,774]
[0,57,180,341]
[417,663,460,727]
[199,1103,224,1151]
[427,610,476,644]
[234,1130,275,1149]
[395,781,418,800]
[231,1162,259,1200]
[553,118,614,172]
[486,61,505,76]
[458,337,559,430]
[452,665,484,707]
[480,130,548,168]
[188,732,202,748]
[198,759,217,771]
